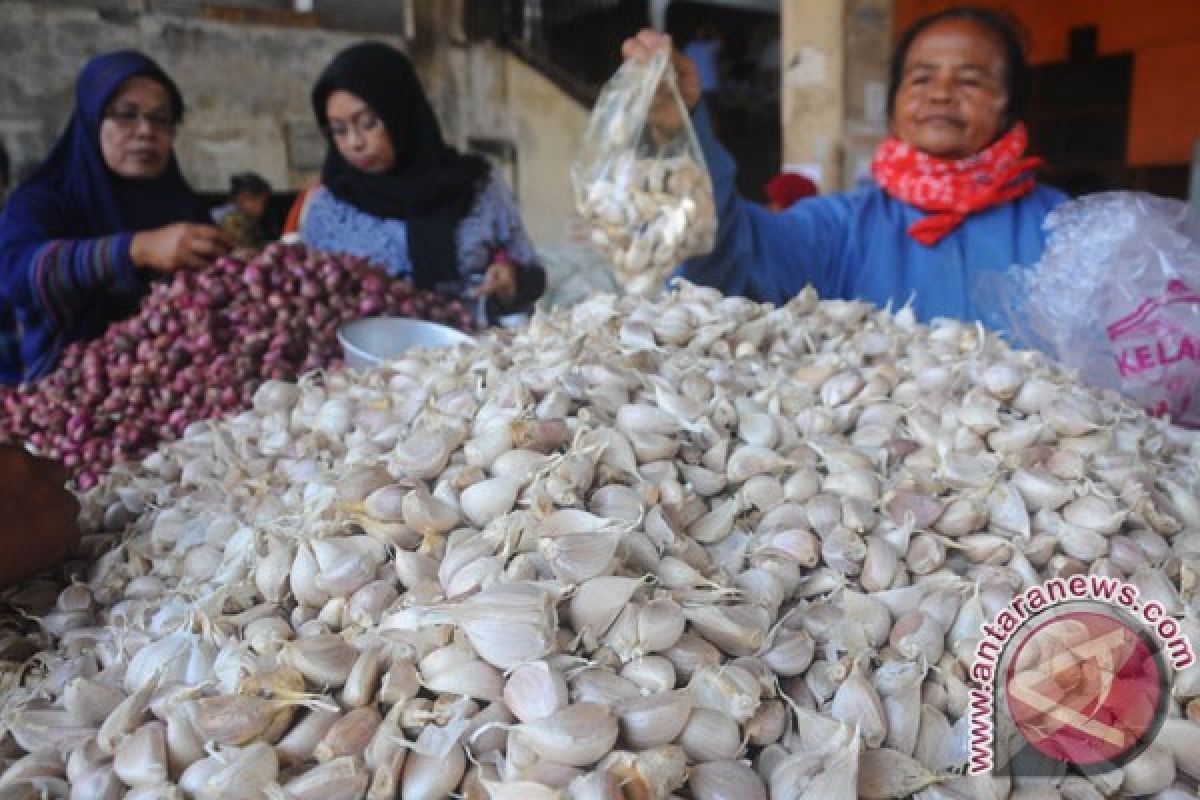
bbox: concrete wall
[780,0,891,192]
[407,0,592,248]
[419,41,592,247]
[0,1,403,191]
[0,0,597,247]
[503,53,592,248]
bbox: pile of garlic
[3,282,1200,800]
[579,154,717,296]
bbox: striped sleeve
[28,233,138,328]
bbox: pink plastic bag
[981,192,1200,426]
[1106,279,1200,419]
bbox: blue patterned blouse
[301,170,542,315]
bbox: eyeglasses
[327,111,382,140]
[104,107,177,134]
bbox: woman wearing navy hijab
[0,51,231,384]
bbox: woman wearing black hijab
[302,42,545,323]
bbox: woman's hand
[131,223,233,273]
[0,445,80,589]
[621,29,701,111]
[475,262,518,305]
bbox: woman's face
[99,76,176,180]
[892,19,1009,160]
[236,191,268,220]
[325,90,396,175]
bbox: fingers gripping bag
[980,191,1200,426]
[572,49,717,297]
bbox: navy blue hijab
[0,51,203,382]
[14,50,204,236]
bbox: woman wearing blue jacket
[624,7,1067,331]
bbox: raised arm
[680,102,850,304]
[621,29,849,305]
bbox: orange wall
[1129,41,1200,166]
[894,0,1200,165]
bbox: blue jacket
[679,104,1068,332]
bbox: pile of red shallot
[0,243,473,489]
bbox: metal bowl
[337,317,474,369]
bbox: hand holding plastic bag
[572,49,716,296]
[981,191,1200,426]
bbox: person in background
[764,171,819,211]
[212,171,271,251]
[301,42,545,325]
[282,182,317,240]
[0,51,230,384]
[683,22,722,106]
[0,444,80,589]
[623,7,1066,333]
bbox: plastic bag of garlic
[572,49,717,297]
[3,283,1200,799]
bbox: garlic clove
[690,759,767,800]
[314,706,382,762]
[401,483,461,536]
[1120,742,1176,796]
[615,688,691,749]
[619,655,676,693]
[70,765,123,800]
[113,720,168,786]
[683,604,771,657]
[504,661,569,724]
[829,658,888,748]
[281,633,359,687]
[745,698,787,747]
[508,703,620,768]
[422,657,505,702]
[459,476,521,527]
[283,756,371,800]
[568,576,646,648]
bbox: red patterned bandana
[870,122,1044,246]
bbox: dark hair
[0,140,9,188]
[230,172,270,197]
[887,6,1031,127]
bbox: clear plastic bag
[980,191,1200,426]
[572,49,717,296]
